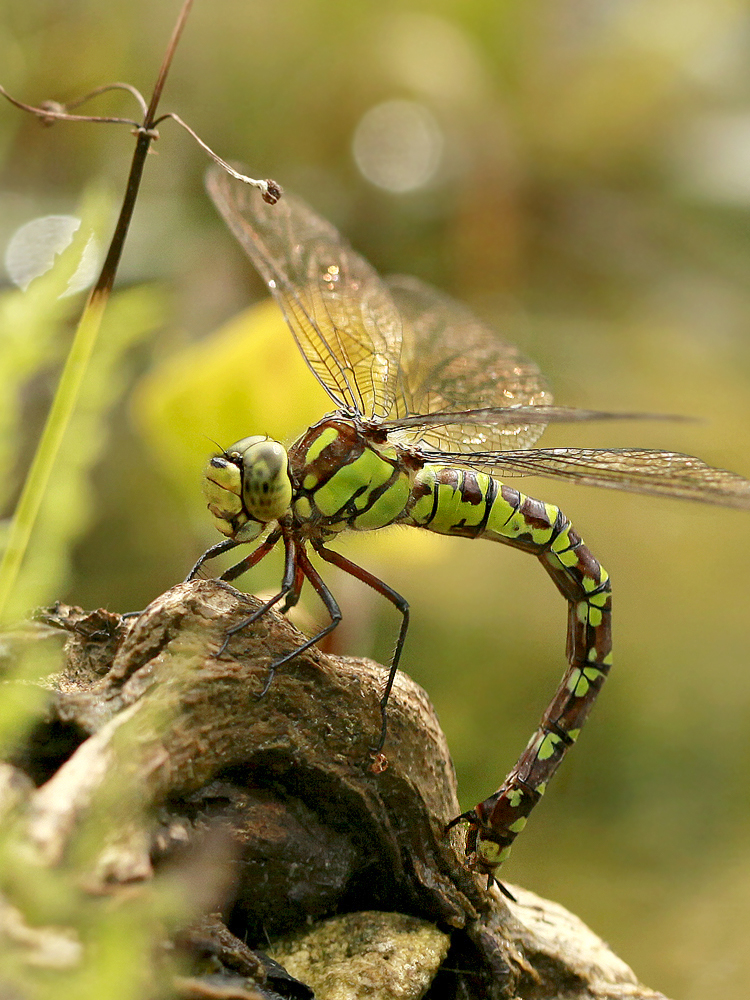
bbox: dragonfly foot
[489,876,516,902]
[367,705,389,760]
[278,592,300,615]
[444,809,477,833]
[214,634,231,658]
[256,664,276,699]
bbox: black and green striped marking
[191,165,750,889]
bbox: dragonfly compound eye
[202,449,259,541]
[202,454,245,536]
[233,437,293,522]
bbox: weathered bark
[1,579,670,999]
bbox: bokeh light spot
[352,99,443,193]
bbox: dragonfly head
[203,436,292,541]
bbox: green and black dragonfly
[191,164,750,887]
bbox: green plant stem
[0,0,194,620]
[0,295,106,618]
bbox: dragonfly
[191,164,750,890]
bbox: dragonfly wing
[384,275,552,451]
[206,165,402,418]
[384,405,693,430]
[435,446,750,509]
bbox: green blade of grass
[0,200,110,622]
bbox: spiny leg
[216,530,298,666]
[214,533,342,696]
[266,545,343,672]
[186,538,240,581]
[279,558,306,614]
[221,527,301,680]
[451,488,612,884]
[312,541,410,754]
[220,526,283,582]
[121,539,243,621]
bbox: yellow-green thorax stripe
[289,417,412,535]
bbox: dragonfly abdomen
[404,464,564,543]
[406,464,613,881]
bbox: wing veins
[206,165,403,418]
[430,446,750,509]
[383,406,693,430]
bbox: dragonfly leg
[452,487,612,883]
[220,526,283,582]
[312,542,410,755]
[186,538,240,581]
[279,558,306,614]
[217,533,343,698]
[262,545,343,680]
[216,530,297,666]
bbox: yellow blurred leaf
[131,298,331,500]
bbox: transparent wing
[383,406,692,431]
[431,446,750,509]
[384,275,552,451]
[206,165,403,418]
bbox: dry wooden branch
[2,580,670,1000]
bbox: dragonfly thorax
[287,416,414,539]
[203,435,292,542]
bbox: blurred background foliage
[1,1,750,997]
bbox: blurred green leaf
[6,283,166,621]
